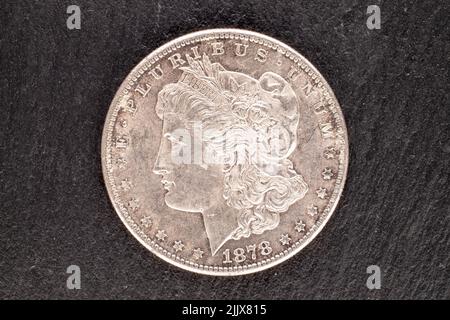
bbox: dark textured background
[1,0,449,299]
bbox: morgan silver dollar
[102,29,349,275]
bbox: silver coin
[102,29,348,275]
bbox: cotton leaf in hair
[186,54,205,76]
[202,53,214,78]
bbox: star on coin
[173,240,185,252]
[140,216,152,228]
[324,146,337,159]
[192,248,204,260]
[128,198,140,211]
[116,157,127,169]
[316,187,328,199]
[120,119,128,128]
[295,220,306,233]
[155,230,167,242]
[279,234,291,246]
[322,168,333,180]
[307,205,319,217]
[120,178,132,191]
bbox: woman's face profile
[152,112,223,213]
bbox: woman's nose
[153,132,174,175]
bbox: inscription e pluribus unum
[127,42,338,147]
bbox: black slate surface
[1,0,449,299]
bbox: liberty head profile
[153,54,308,255]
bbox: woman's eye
[165,133,186,146]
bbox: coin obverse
[102,29,349,276]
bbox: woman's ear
[259,72,299,118]
[259,72,286,95]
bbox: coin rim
[101,28,349,276]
